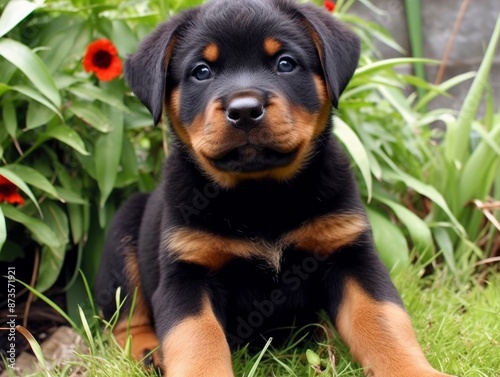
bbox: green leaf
[0,39,61,107]
[40,201,69,246]
[55,187,88,205]
[115,135,139,188]
[414,71,476,112]
[447,14,500,164]
[11,85,62,118]
[15,326,47,370]
[432,227,457,276]
[354,58,437,78]
[0,167,41,214]
[95,107,124,207]
[366,207,409,270]
[69,84,129,112]
[458,123,500,206]
[41,124,89,156]
[0,241,25,262]
[68,103,112,132]
[67,204,85,244]
[0,0,41,38]
[0,207,6,252]
[0,83,11,96]
[378,153,466,236]
[26,101,56,129]
[376,195,435,263]
[2,101,17,138]
[335,117,372,201]
[3,164,59,199]
[377,86,415,126]
[1,204,60,248]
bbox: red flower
[83,39,122,81]
[0,176,24,205]
[324,0,336,12]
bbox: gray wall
[350,0,500,113]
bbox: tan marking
[337,279,447,377]
[164,228,281,270]
[263,37,282,56]
[162,295,234,376]
[167,88,193,147]
[113,249,160,367]
[284,213,368,255]
[168,79,331,188]
[203,43,220,63]
[164,213,365,270]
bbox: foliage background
[0,0,499,336]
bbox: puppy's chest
[163,212,368,271]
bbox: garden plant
[0,0,499,376]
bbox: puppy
[95,0,453,376]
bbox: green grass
[15,266,500,377]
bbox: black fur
[96,0,404,364]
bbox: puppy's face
[126,0,360,188]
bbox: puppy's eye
[192,64,212,81]
[277,57,296,73]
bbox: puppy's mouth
[209,145,298,173]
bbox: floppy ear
[298,4,360,108]
[124,10,197,125]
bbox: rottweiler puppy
[95,0,453,376]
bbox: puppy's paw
[114,325,161,370]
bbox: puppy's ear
[124,10,197,125]
[298,5,360,108]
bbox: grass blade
[15,326,50,374]
[446,13,500,164]
[247,337,273,377]
[16,279,79,330]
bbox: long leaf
[15,326,49,372]
[40,124,89,156]
[95,107,124,208]
[1,204,61,248]
[0,167,41,215]
[446,13,500,164]
[377,153,466,236]
[335,117,372,201]
[432,227,457,276]
[16,279,78,330]
[11,85,62,118]
[414,71,476,112]
[366,207,410,270]
[0,0,41,38]
[354,57,437,78]
[3,164,60,199]
[36,245,66,293]
[458,123,500,207]
[376,195,435,262]
[0,39,61,107]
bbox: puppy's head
[126,0,360,188]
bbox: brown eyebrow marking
[203,43,220,62]
[263,37,282,56]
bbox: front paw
[114,325,161,370]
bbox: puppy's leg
[325,236,453,377]
[153,262,234,377]
[95,193,160,367]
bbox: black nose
[226,97,264,132]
